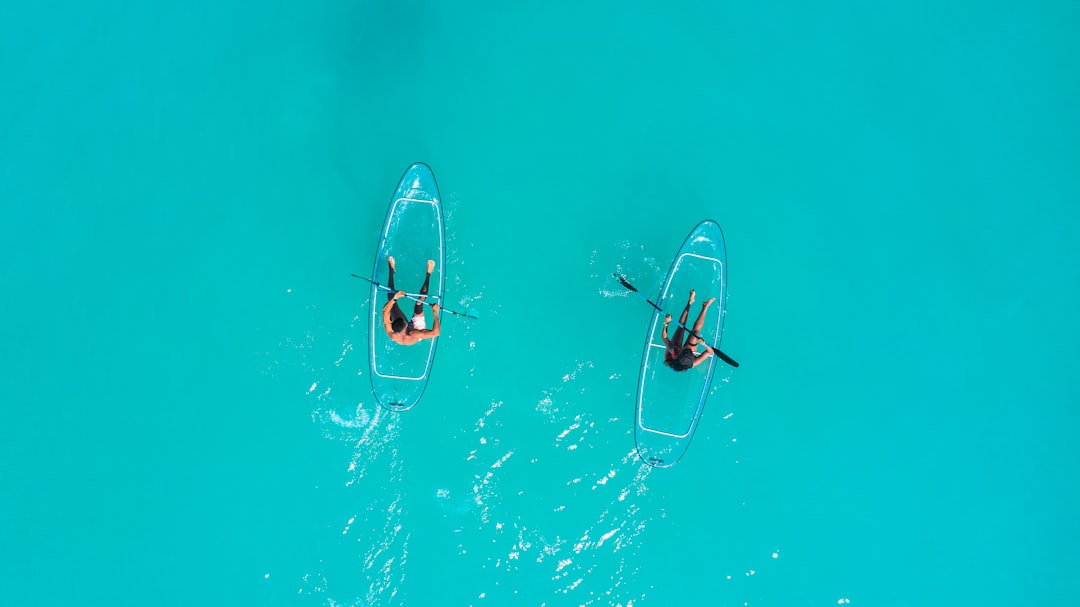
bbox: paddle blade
[712,347,740,368]
[614,274,638,292]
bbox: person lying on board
[662,289,714,371]
[381,256,441,346]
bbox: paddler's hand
[664,314,671,325]
[393,290,405,300]
[431,304,440,315]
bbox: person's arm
[382,291,404,333]
[661,314,671,345]
[691,347,713,368]
[411,305,442,340]
[429,304,441,338]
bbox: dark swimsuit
[665,327,699,364]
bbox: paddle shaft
[616,275,739,368]
[350,274,477,319]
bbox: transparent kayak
[635,220,728,467]
[368,163,445,411]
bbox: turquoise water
[3,1,1079,605]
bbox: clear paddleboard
[635,220,728,467]
[368,163,445,411]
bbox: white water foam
[447,360,657,606]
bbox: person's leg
[687,297,715,346]
[413,259,434,316]
[679,290,695,325]
[387,256,397,301]
[674,290,694,347]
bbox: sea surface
[3,1,1079,606]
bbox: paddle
[351,274,479,319]
[613,273,739,368]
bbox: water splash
[592,240,664,299]
[455,360,656,606]
[283,290,409,606]
[550,452,654,606]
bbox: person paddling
[381,256,441,346]
[662,290,714,371]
